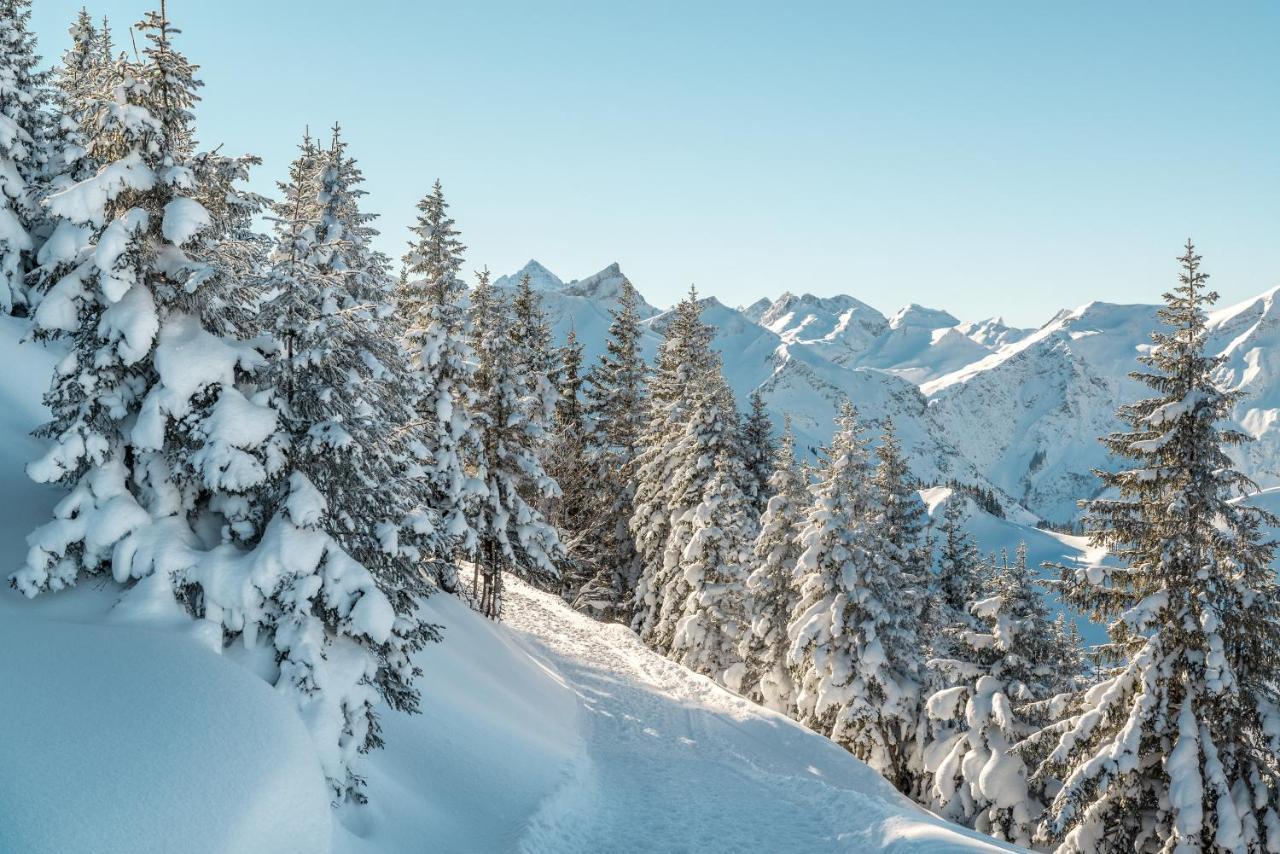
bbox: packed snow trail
[499,578,1016,853]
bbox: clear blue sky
[30,1,1280,325]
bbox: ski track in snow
[500,579,1015,854]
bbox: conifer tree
[15,4,272,592]
[511,271,558,438]
[871,418,930,610]
[27,9,116,313]
[740,389,775,516]
[0,0,48,314]
[469,269,562,618]
[396,179,479,560]
[1036,242,1280,852]
[788,402,921,793]
[670,446,755,689]
[54,9,99,118]
[742,418,806,713]
[936,495,983,626]
[631,292,749,655]
[925,543,1073,847]
[916,491,987,802]
[547,328,600,602]
[575,276,647,619]
[11,7,428,803]
[256,130,435,799]
[630,288,719,648]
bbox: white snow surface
[337,578,1017,854]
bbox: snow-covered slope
[921,301,1155,522]
[755,292,889,366]
[922,291,1280,523]
[1206,286,1280,486]
[0,317,1012,853]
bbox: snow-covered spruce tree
[25,12,125,316]
[14,6,273,594]
[395,179,480,566]
[741,417,807,713]
[0,0,49,315]
[915,491,987,806]
[511,271,558,446]
[739,389,775,517]
[925,543,1073,847]
[254,129,436,800]
[546,327,603,602]
[935,495,983,634]
[788,402,922,794]
[53,9,99,119]
[1035,242,1280,853]
[669,406,757,690]
[43,7,113,179]
[469,269,562,618]
[870,418,930,616]
[631,290,739,653]
[574,275,648,620]
[872,416,930,793]
[13,9,422,804]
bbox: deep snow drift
[0,315,1012,852]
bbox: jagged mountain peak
[493,259,564,291]
[888,303,960,331]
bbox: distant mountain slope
[491,260,1280,524]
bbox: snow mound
[0,605,331,854]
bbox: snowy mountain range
[499,260,1280,525]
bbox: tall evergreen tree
[1036,242,1280,852]
[11,7,428,803]
[15,4,271,592]
[631,292,750,656]
[469,269,562,618]
[788,402,921,793]
[511,271,558,439]
[671,446,755,689]
[630,289,720,648]
[575,276,647,620]
[740,389,775,516]
[935,495,983,628]
[0,0,48,314]
[396,179,479,562]
[742,418,806,713]
[925,543,1074,847]
[28,10,117,314]
[547,327,601,603]
[256,129,436,799]
[916,491,988,803]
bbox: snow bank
[0,610,331,854]
[333,589,583,853]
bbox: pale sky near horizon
[29,1,1280,326]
